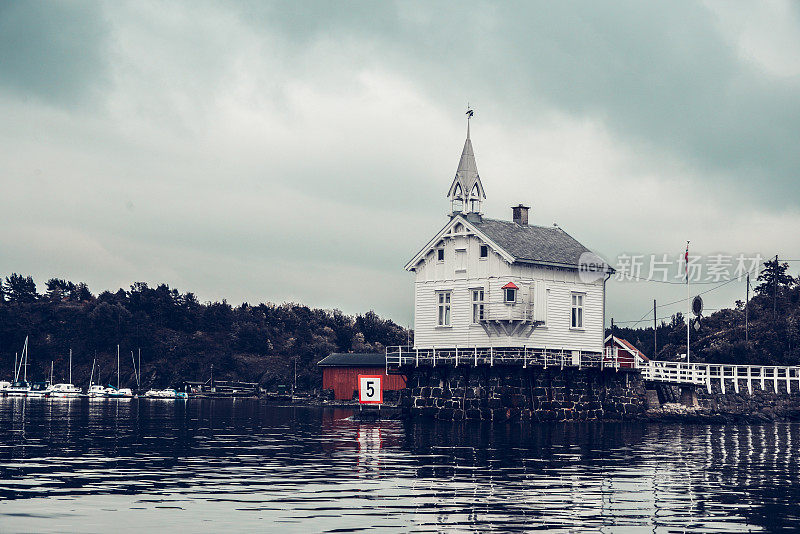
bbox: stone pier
[400,366,647,421]
[654,379,800,421]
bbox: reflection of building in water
[394,422,800,532]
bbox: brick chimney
[512,204,530,225]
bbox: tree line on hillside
[608,258,800,365]
[0,277,409,391]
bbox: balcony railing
[479,302,533,322]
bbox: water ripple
[0,398,798,532]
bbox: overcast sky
[1,1,799,328]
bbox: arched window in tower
[452,183,464,212]
[469,183,482,212]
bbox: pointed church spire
[448,108,485,215]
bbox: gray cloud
[0,1,109,106]
[0,0,799,327]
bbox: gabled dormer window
[502,282,518,304]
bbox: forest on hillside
[1,258,797,392]
[0,276,408,391]
[608,259,800,365]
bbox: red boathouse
[603,335,649,369]
[318,353,406,400]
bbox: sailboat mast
[23,337,28,382]
[14,352,18,382]
[117,344,120,390]
[90,358,96,387]
[50,361,54,384]
[69,348,72,384]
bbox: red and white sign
[358,375,383,404]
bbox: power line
[614,274,733,285]
[613,277,741,325]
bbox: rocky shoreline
[644,402,800,423]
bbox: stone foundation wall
[400,366,646,421]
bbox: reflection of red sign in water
[358,375,382,404]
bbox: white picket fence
[641,360,800,394]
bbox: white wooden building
[404,117,613,357]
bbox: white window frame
[479,244,488,259]
[437,248,445,262]
[504,287,517,304]
[571,292,584,329]
[455,248,467,272]
[471,289,485,323]
[437,291,452,327]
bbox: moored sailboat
[87,357,108,398]
[105,345,134,398]
[48,349,81,398]
[8,337,31,396]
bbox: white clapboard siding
[412,233,605,353]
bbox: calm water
[0,399,798,533]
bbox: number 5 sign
[358,375,383,404]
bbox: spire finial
[447,106,484,215]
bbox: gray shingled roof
[471,217,607,269]
[317,353,386,367]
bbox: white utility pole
[686,241,691,365]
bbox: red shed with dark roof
[318,353,406,400]
[604,335,649,368]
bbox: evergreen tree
[4,274,37,303]
[755,258,795,295]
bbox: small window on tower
[479,245,488,258]
[437,249,445,261]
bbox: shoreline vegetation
[0,276,408,392]
[607,258,799,367]
[0,257,796,395]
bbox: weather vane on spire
[466,103,474,119]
